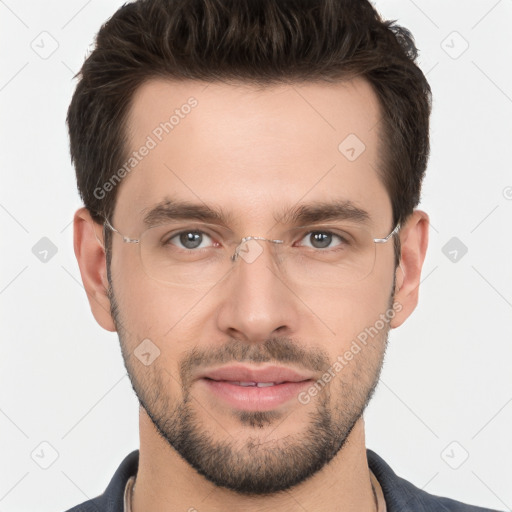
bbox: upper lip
[197,364,314,384]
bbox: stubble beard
[108,282,391,495]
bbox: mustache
[179,337,329,383]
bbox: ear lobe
[390,209,429,329]
[73,207,116,332]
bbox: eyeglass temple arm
[104,218,140,244]
[373,223,401,244]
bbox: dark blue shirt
[64,449,502,511]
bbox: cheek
[312,272,394,352]
[112,274,204,392]
[318,283,391,340]
[110,251,211,341]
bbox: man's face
[107,78,397,494]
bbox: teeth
[234,381,277,387]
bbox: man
[65,0,501,511]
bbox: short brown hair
[67,0,432,262]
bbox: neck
[131,409,376,512]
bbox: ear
[390,209,429,328]
[73,207,116,332]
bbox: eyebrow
[141,197,370,228]
[275,200,370,226]
[142,199,234,227]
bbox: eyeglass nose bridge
[231,236,284,262]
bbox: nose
[215,237,300,343]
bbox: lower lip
[200,379,311,411]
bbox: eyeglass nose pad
[231,236,263,263]
[231,237,247,262]
[231,236,284,263]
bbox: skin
[74,77,429,511]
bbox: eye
[299,231,348,250]
[168,230,215,250]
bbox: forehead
[115,78,390,229]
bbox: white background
[1,1,511,511]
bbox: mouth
[197,364,314,383]
[216,381,287,387]
[196,365,314,412]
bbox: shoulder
[64,496,105,512]
[63,450,139,512]
[367,449,502,512]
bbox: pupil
[311,232,331,248]
[180,232,202,249]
